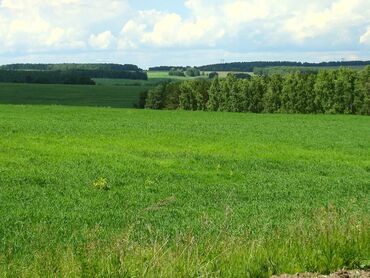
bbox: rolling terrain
[0,82,149,108]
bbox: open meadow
[1,0,370,275]
[0,82,149,108]
[0,104,369,277]
[0,72,201,109]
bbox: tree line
[0,63,148,84]
[198,61,370,72]
[144,67,370,115]
[253,67,321,76]
[167,67,202,77]
[72,69,147,80]
[0,70,96,85]
[0,63,141,72]
[149,66,186,71]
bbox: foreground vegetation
[146,67,370,115]
[0,105,369,276]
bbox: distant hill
[0,63,148,81]
[0,63,141,72]
[148,66,187,72]
[0,70,96,85]
[197,61,370,72]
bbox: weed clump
[93,177,110,191]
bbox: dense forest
[0,63,140,71]
[0,63,148,84]
[150,61,370,74]
[149,66,186,71]
[253,67,322,75]
[0,70,96,85]
[72,69,147,80]
[197,61,370,72]
[144,66,370,115]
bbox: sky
[0,0,369,68]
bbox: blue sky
[0,0,369,68]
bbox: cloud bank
[0,0,369,66]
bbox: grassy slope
[147,71,209,80]
[0,105,369,276]
[94,77,165,87]
[0,73,200,109]
[0,82,151,108]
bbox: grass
[94,78,164,87]
[0,104,369,276]
[0,71,222,109]
[147,71,208,81]
[147,71,188,80]
[0,82,149,108]
[148,70,255,79]
[0,73,200,108]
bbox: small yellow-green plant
[93,177,110,190]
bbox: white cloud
[0,0,369,63]
[141,14,223,47]
[89,31,115,49]
[0,0,129,53]
[283,0,368,43]
[360,27,370,45]
[118,20,145,49]
[224,0,270,24]
[119,6,224,49]
[118,9,224,49]
[117,0,370,51]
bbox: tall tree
[145,83,167,109]
[248,76,265,113]
[334,68,356,114]
[263,74,283,113]
[354,66,370,115]
[280,73,296,113]
[207,77,221,111]
[314,70,336,113]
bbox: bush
[228,73,252,79]
[209,72,219,79]
[169,69,185,77]
[185,67,201,77]
[135,90,149,109]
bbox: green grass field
[0,82,150,108]
[147,71,188,80]
[94,77,167,87]
[0,104,369,277]
[147,71,209,80]
[0,73,199,108]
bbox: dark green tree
[354,66,370,115]
[145,83,167,109]
[185,67,201,77]
[248,76,265,113]
[314,70,336,113]
[263,74,283,113]
[208,72,219,79]
[207,77,221,111]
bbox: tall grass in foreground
[1,206,369,277]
